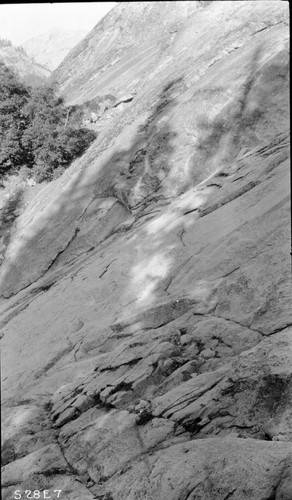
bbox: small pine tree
[0,37,12,48]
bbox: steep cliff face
[1,2,291,499]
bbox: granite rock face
[1,2,291,499]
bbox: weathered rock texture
[1,2,291,499]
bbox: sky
[0,2,116,46]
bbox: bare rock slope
[1,2,291,499]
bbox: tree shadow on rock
[0,77,185,298]
[192,45,265,182]
[91,77,184,214]
[0,186,24,263]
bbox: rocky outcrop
[1,2,290,499]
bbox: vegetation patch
[0,61,97,182]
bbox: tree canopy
[0,62,96,181]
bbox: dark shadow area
[91,77,184,213]
[192,45,264,182]
[0,186,24,261]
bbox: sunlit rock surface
[1,2,291,499]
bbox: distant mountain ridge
[0,44,51,86]
[22,29,87,71]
